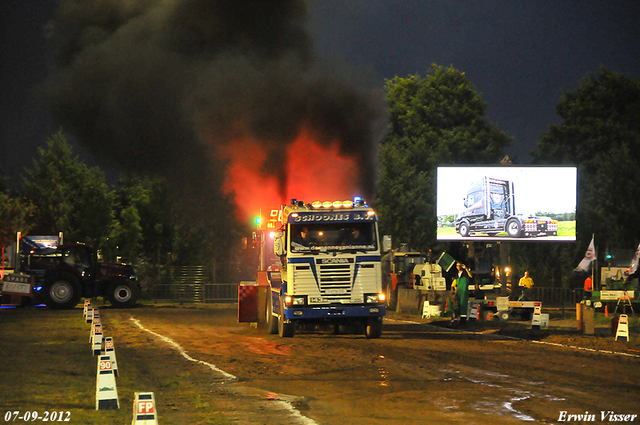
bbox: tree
[101,175,152,264]
[376,64,512,252]
[532,68,640,257]
[22,131,115,249]
[0,186,35,254]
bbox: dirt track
[2,304,639,424]
[111,305,640,424]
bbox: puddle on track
[244,360,557,424]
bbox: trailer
[470,296,542,321]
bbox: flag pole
[593,233,597,292]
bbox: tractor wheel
[44,273,81,310]
[108,279,138,308]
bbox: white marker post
[615,314,630,342]
[132,392,159,424]
[83,300,91,320]
[91,316,101,341]
[103,337,118,378]
[531,305,542,330]
[421,301,430,319]
[96,356,119,410]
[92,324,103,355]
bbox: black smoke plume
[44,0,386,205]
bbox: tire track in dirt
[129,316,319,425]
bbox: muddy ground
[1,303,639,424]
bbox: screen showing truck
[436,166,577,241]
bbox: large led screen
[437,166,577,241]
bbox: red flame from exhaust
[218,128,361,222]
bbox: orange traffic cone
[605,305,609,317]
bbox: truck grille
[318,264,352,300]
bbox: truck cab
[262,198,386,338]
[455,176,558,238]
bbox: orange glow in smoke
[218,127,361,222]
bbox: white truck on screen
[455,177,558,238]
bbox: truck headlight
[285,296,306,306]
[366,293,385,303]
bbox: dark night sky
[2,1,639,189]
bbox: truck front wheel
[278,298,295,337]
[265,293,278,334]
[44,274,81,309]
[108,279,138,308]
[459,221,470,237]
[365,317,383,338]
[506,219,523,237]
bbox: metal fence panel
[147,283,238,303]
[531,287,584,307]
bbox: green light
[255,217,262,225]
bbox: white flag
[630,243,640,275]
[575,236,596,272]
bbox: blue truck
[241,198,386,338]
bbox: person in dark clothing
[453,262,472,321]
[292,227,311,247]
[344,228,367,245]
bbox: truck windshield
[290,222,377,253]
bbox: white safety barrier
[102,337,118,378]
[132,392,159,424]
[531,305,542,330]
[92,323,103,355]
[421,301,431,319]
[83,300,91,320]
[615,314,630,342]
[96,355,119,410]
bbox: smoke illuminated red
[219,127,361,222]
